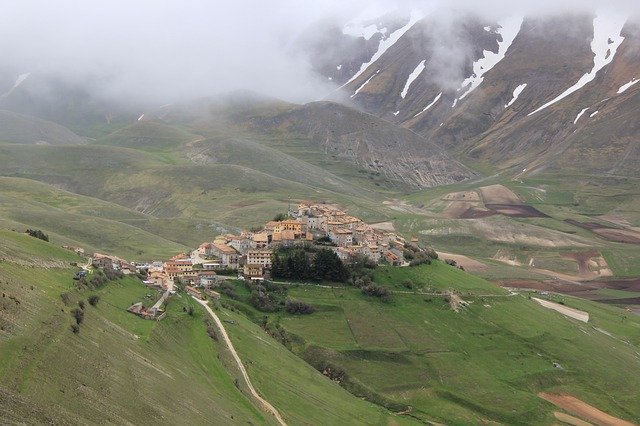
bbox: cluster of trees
[361,284,391,302]
[248,280,287,312]
[271,248,349,282]
[404,243,438,267]
[75,269,123,290]
[26,229,49,242]
[284,298,315,315]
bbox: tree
[71,308,84,325]
[285,298,315,315]
[78,300,85,310]
[272,212,288,221]
[313,249,348,282]
[88,295,100,306]
[26,229,49,242]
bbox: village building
[243,264,265,280]
[92,253,114,270]
[245,249,273,268]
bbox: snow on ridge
[343,23,387,41]
[458,16,523,100]
[341,9,425,89]
[351,70,380,98]
[413,92,442,117]
[589,110,599,118]
[505,83,527,108]
[528,12,626,116]
[617,78,638,94]
[12,73,30,90]
[400,59,426,99]
[574,107,589,124]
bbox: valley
[1,2,640,424]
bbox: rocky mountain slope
[309,10,639,177]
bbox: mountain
[309,10,640,177]
[0,110,84,145]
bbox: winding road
[193,297,287,426]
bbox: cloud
[0,0,635,105]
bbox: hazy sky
[0,0,635,105]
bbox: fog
[0,0,635,105]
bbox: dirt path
[532,297,589,322]
[194,298,287,426]
[539,392,636,426]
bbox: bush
[88,295,100,306]
[70,324,80,334]
[402,279,414,289]
[78,300,85,310]
[285,299,316,315]
[60,292,72,305]
[26,229,49,242]
[362,284,391,302]
[71,308,84,325]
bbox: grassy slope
[0,231,406,424]
[219,262,640,424]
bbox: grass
[0,231,412,424]
[217,263,640,424]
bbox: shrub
[285,299,316,315]
[362,284,391,302]
[88,295,100,306]
[71,308,84,325]
[26,229,49,242]
[70,324,80,334]
[402,279,414,289]
[60,292,72,305]
[78,300,85,310]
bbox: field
[0,232,406,424]
[218,262,640,424]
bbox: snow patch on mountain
[458,16,523,100]
[528,12,626,116]
[393,110,399,116]
[12,73,31,90]
[617,78,638,94]
[336,64,342,71]
[351,70,380,98]
[343,23,387,40]
[574,108,589,124]
[414,92,442,117]
[589,110,599,118]
[505,83,527,108]
[138,114,145,121]
[342,9,425,89]
[452,98,458,108]
[401,60,426,99]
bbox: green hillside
[218,262,640,424]
[0,231,408,424]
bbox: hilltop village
[160,203,411,288]
[86,203,415,308]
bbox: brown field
[369,221,395,232]
[443,201,495,219]
[593,228,640,244]
[479,184,522,205]
[442,190,480,201]
[539,393,636,426]
[485,203,550,218]
[500,279,594,293]
[436,251,488,273]
[565,219,640,244]
[560,251,613,278]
